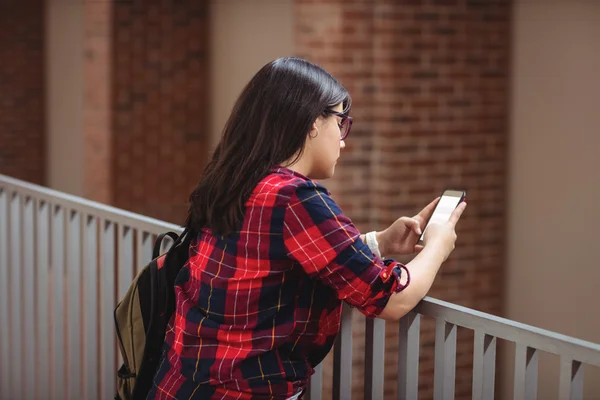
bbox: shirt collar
[272,166,311,181]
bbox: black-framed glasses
[324,110,353,140]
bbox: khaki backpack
[113,229,193,400]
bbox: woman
[149,57,465,399]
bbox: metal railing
[0,174,181,400]
[1,173,600,400]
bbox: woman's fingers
[414,197,440,229]
[448,202,467,227]
[400,216,422,235]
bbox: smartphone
[417,189,466,246]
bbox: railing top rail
[416,296,600,367]
[0,174,183,235]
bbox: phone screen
[419,190,465,242]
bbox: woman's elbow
[377,290,424,321]
[377,301,411,321]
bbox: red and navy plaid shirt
[148,167,408,399]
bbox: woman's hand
[377,198,441,256]
[377,201,467,321]
[422,201,466,262]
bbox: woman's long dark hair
[186,57,351,236]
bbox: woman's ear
[308,121,319,139]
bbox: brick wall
[110,1,210,223]
[0,0,45,185]
[83,0,210,223]
[295,0,511,398]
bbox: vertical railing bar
[514,343,538,400]
[473,330,497,400]
[571,360,584,400]
[398,311,420,400]
[472,330,484,400]
[333,304,353,400]
[514,344,524,399]
[482,334,497,398]
[100,220,116,399]
[17,194,24,398]
[559,358,572,400]
[365,317,385,400]
[65,209,81,399]
[51,205,66,400]
[0,188,9,398]
[22,197,35,400]
[10,193,22,400]
[434,318,444,399]
[5,191,13,399]
[444,323,457,399]
[84,215,99,400]
[36,199,51,400]
[118,224,134,300]
[66,209,82,399]
[136,229,143,275]
[558,358,583,400]
[136,230,153,273]
[434,319,457,400]
[307,362,323,400]
[116,223,133,378]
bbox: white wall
[209,0,294,147]
[45,0,84,195]
[505,0,600,397]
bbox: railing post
[398,311,420,400]
[10,194,23,399]
[101,220,116,398]
[22,197,35,400]
[51,205,66,400]
[118,224,134,300]
[514,344,538,400]
[67,210,82,399]
[365,317,385,400]
[84,215,99,400]
[434,319,457,400]
[472,330,496,400]
[306,362,323,400]
[35,200,50,400]
[136,230,153,273]
[558,358,583,400]
[333,304,353,400]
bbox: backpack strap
[152,231,181,259]
[148,227,193,329]
[143,228,193,340]
[162,229,193,283]
[132,228,194,399]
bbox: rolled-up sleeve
[283,181,409,318]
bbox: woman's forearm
[378,245,445,320]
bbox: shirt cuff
[378,259,410,293]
